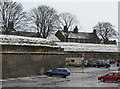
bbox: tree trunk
[104,38,109,44]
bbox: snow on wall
[56,42,118,52]
[0,35,118,52]
[0,35,59,48]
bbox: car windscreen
[63,69,68,72]
[106,73,114,76]
[58,69,62,72]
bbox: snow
[47,34,60,42]
[0,35,59,48]
[68,32,91,39]
[0,34,118,52]
[56,42,118,52]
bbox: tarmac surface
[1,63,120,87]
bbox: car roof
[57,68,68,69]
[108,71,120,73]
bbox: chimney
[73,26,78,33]
[63,25,68,32]
[93,29,97,35]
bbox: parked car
[88,60,97,67]
[45,68,70,78]
[83,60,96,67]
[106,60,110,64]
[98,71,120,82]
[117,60,120,63]
[100,59,106,63]
[95,63,110,68]
[109,59,116,64]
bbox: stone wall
[83,52,118,60]
[2,52,82,78]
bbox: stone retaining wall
[2,52,82,78]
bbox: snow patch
[0,35,59,48]
[56,42,118,52]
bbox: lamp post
[81,53,85,73]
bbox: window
[63,69,67,72]
[106,73,114,76]
[58,69,62,72]
[114,73,118,76]
[53,69,57,72]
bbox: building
[55,26,100,44]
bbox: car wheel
[97,66,99,68]
[100,78,105,82]
[62,75,66,78]
[105,66,108,68]
[46,73,50,76]
[47,73,52,76]
[116,78,120,82]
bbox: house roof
[59,30,94,39]
[47,34,60,42]
[57,30,95,40]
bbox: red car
[98,71,120,82]
[109,59,116,64]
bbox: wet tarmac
[2,63,120,87]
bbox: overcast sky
[14,0,118,33]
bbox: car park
[98,71,120,82]
[45,68,70,78]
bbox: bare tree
[29,5,59,38]
[58,12,78,31]
[0,1,28,34]
[93,22,117,44]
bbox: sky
[13,0,118,33]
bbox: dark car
[98,71,120,82]
[45,68,70,78]
[95,63,110,68]
[117,60,120,63]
